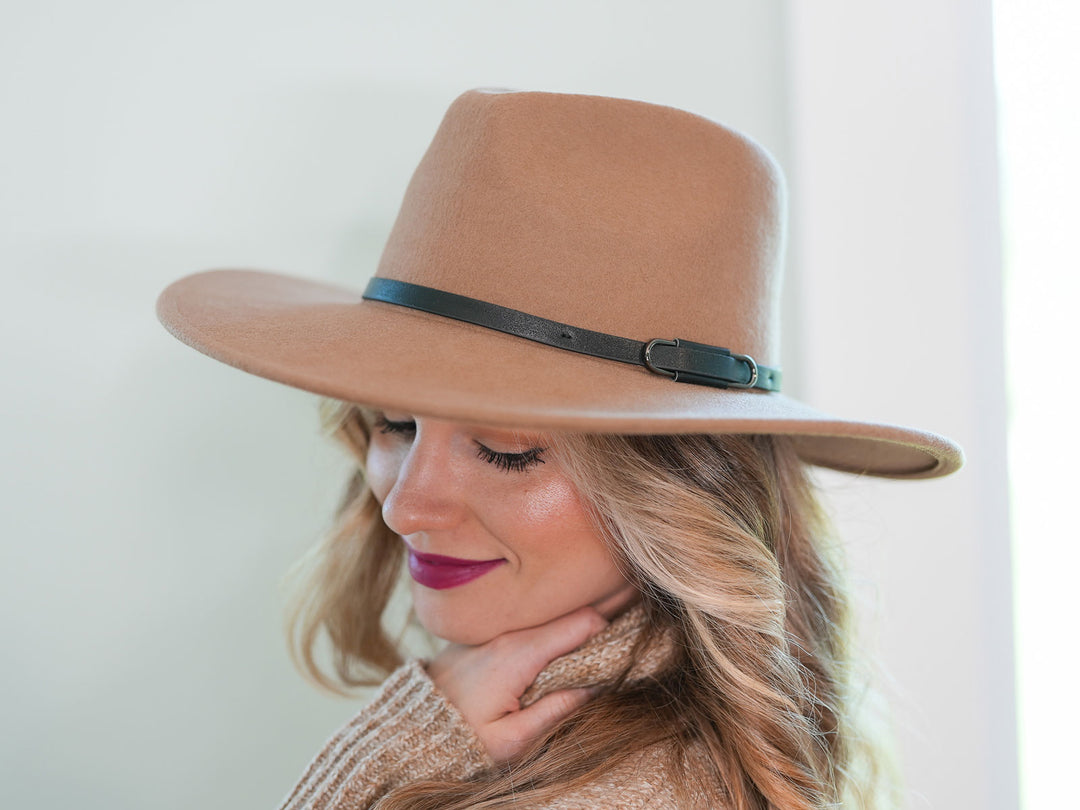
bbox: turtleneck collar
[520,602,675,708]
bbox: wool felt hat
[156,88,963,479]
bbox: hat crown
[376,89,787,365]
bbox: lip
[407,548,506,590]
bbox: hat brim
[156,269,963,479]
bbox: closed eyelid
[372,413,546,471]
[373,417,415,436]
[474,441,546,473]
[469,426,547,450]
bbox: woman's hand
[426,606,608,764]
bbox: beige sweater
[278,606,720,808]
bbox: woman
[156,88,962,809]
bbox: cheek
[512,477,613,569]
[518,476,581,526]
[364,438,399,504]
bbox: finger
[487,687,598,762]
[508,606,609,676]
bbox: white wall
[787,2,1017,808]
[0,3,794,809]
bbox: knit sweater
[278,605,722,808]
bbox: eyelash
[373,415,546,473]
[474,443,546,473]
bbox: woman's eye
[475,442,546,473]
[373,413,544,471]
[374,414,416,436]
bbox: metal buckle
[644,339,760,389]
[725,352,759,389]
[643,338,678,379]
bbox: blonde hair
[287,400,897,809]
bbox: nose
[377,424,466,538]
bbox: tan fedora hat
[156,88,963,479]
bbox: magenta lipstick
[407,549,506,590]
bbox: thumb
[487,687,598,761]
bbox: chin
[415,608,500,646]
[411,588,505,646]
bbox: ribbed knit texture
[278,605,720,808]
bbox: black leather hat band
[362,278,782,393]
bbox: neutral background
[0,1,1015,808]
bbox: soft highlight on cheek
[516,476,586,527]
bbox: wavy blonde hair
[286,400,898,809]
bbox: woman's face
[365,412,638,645]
